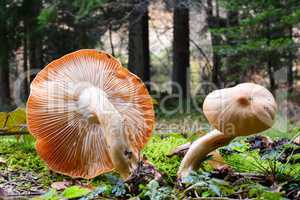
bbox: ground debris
[51,181,72,191]
[0,167,45,198]
[246,135,274,151]
[125,160,164,194]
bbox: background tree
[172,0,190,97]
[128,0,150,86]
[0,0,299,108]
[206,0,224,88]
[0,1,20,108]
[213,0,300,92]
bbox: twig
[3,114,10,128]
[0,131,29,136]
[232,172,263,177]
[108,23,115,56]
[190,38,213,71]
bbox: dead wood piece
[0,131,29,136]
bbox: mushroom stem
[104,118,138,179]
[77,86,137,179]
[177,129,234,179]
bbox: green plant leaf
[33,189,59,200]
[62,186,91,199]
[112,181,127,197]
[208,183,221,196]
[79,186,106,200]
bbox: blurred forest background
[1,0,300,111]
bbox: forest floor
[1,112,300,200]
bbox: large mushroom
[27,49,154,179]
[178,83,277,178]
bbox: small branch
[190,38,213,71]
[0,131,29,136]
[167,142,191,157]
[108,23,115,56]
[232,172,264,177]
[3,114,10,128]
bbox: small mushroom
[27,49,154,179]
[178,83,277,178]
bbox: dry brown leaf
[51,181,72,191]
[293,135,300,145]
[0,188,6,197]
[207,150,230,170]
[0,157,6,165]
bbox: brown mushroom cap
[203,83,277,136]
[27,49,155,178]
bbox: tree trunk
[28,1,43,81]
[206,0,221,88]
[287,27,294,93]
[0,2,11,108]
[225,10,240,83]
[172,0,189,97]
[266,21,277,93]
[128,0,150,87]
[267,59,276,93]
[23,30,29,99]
[227,10,239,27]
[108,24,115,56]
[29,36,43,70]
[78,26,89,49]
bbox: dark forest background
[1,0,300,110]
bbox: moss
[0,137,46,172]
[0,134,189,187]
[142,133,189,182]
[0,136,66,187]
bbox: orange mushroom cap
[203,83,277,137]
[27,49,155,179]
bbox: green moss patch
[142,133,189,181]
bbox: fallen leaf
[207,150,230,170]
[0,107,27,132]
[0,188,6,197]
[293,135,300,145]
[247,135,273,150]
[0,157,6,165]
[51,181,72,191]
